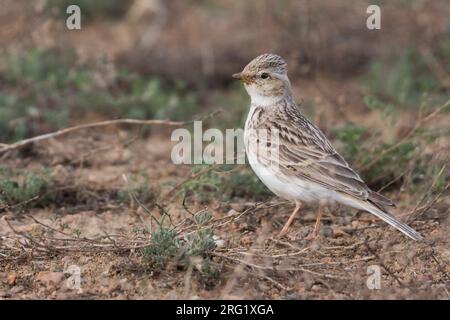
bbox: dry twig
[361,100,449,171]
[0,110,222,155]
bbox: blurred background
[1,0,448,186]
[0,0,449,300]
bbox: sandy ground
[1,128,449,299]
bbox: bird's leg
[277,202,302,238]
[306,204,325,240]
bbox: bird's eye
[260,73,270,79]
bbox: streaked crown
[244,53,288,75]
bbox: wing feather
[253,109,384,204]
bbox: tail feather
[368,190,395,207]
[363,200,424,241]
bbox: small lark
[233,53,423,241]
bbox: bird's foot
[305,206,324,240]
[276,226,290,238]
[276,202,302,238]
[305,228,320,241]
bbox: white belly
[244,114,339,204]
[246,149,337,203]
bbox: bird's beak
[232,72,252,84]
[232,72,243,80]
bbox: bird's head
[232,53,292,106]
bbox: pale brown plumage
[249,101,393,208]
[235,53,423,241]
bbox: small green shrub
[406,156,449,195]
[6,49,92,90]
[142,211,216,270]
[118,173,159,206]
[331,99,448,192]
[181,165,223,203]
[209,84,249,129]
[333,124,366,160]
[180,164,271,202]
[0,49,200,142]
[184,212,216,258]
[332,123,417,186]
[143,227,179,268]
[363,49,442,107]
[0,167,53,207]
[221,169,271,201]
